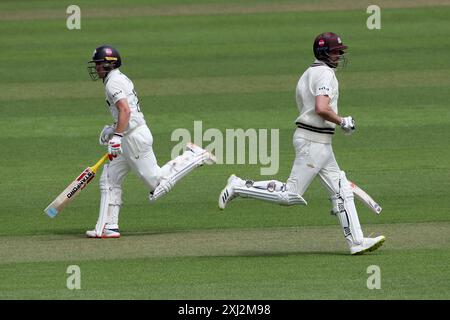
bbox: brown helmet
[313,32,348,68]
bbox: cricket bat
[44,153,109,218]
[348,180,382,215]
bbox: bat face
[44,153,108,218]
[44,167,96,218]
[68,168,96,198]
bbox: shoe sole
[352,236,386,255]
[86,233,121,239]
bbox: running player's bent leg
[129,141,161,191]
[286,135,332,196]
[218,175,306,209]
[234,181,307,205]
[234,136,322,206]
[219,135,317,209]
[124,126,216,202]
[149,143,216,202]
[124,125,162,191]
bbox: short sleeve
[314,69,335,97]
[105,80,127,104]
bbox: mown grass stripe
[0,0,449,20]
[2,70,450,102]
[1,222,449,264]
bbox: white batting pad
[252,180,287,192]
[95,189,110,237]
[149,144,216,202]
[95,164,121,235]
[233,185,307,206]
[331,171,364,246]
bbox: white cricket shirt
[104,69,146,134]
[294,60,339,144]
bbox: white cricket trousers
[286,129,341,196]
[105,124,161,193]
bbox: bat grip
[90,153,109,173]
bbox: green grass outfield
[1,0,450,299]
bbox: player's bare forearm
[114,99,131,134]
[315,95,342,125]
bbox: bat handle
[90,153,110,174]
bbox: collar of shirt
[103,68,120,85]
[311,59,335,72]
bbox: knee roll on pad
[99,164,123,206]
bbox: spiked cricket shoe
[86,228,121,239]
[218,174,245,210]
[350,236,385,255]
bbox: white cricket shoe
[218,174,245,210]
[86,228,121,239]
[350,236,385,255]
[186,142,217,165]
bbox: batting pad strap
[233,186,307,206]
[252,180,287,192]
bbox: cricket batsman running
[218,33,385,255]
[86,45,216,238]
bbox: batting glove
[108,133,123,160]
[340,116,355,135]
[99,125,115,146]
